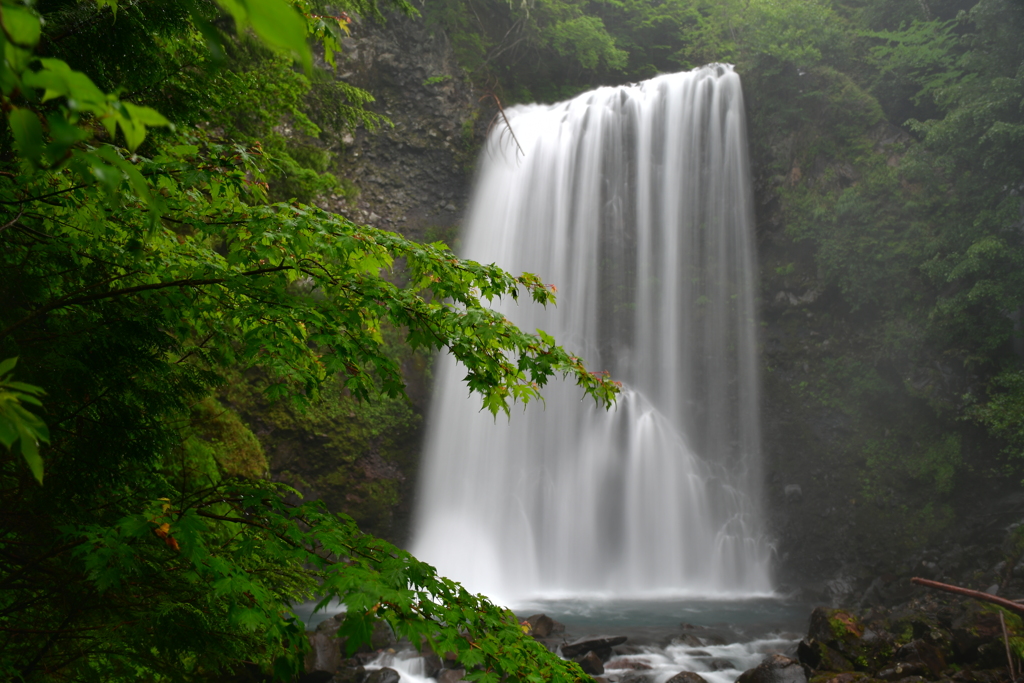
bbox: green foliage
[0,0,617,680]
[0,358,49,483]
[543,15,627,71]
[966,370,1024,460]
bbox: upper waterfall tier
[412,65,773,604]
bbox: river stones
[575,651,605,675]
[562,635,629,659]
[523,613,565,638]
[665,672,709,683]
[736,654,809,683]
[364,668,400,683]
[436,668,466,683]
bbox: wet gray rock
[306,616,345,674]
[894,639,946,677]
[665,672,709,683]
[736,654,809,683]
[364,668,400,683]
[674,634,704,647]
[524,613,556,638]
[562,635,629,659]
[876,663,926,681]
[436,668,466,683]
[575,651,605,675]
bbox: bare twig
[479,92,525,159]
[1001,611,1016,680]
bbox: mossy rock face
[221,368,424,543]
[191,397,270,479]
[800,638,855,672]
[810,608,865,645]
[950,602,1019,666]
[808,673,870,683]
[806,608,899,673]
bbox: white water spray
[412,65,773,603]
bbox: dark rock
[809,608,863,644]
[562,635,629,659]
[952,604,1004,663]
[674,634,705,647]
[437,668,466,683]
[665,672,709,683]
[364,668,400,683]
[418,653,443,678]
[575,651,605,675]
[951,669,1002,683]
[298,673,336,683]
[332,662,368,683]
[619,672,655,683]
[798,639,821,669]
[524,614,555,638]
[814,673,867,683]
[736,654,810,683]
[707,659,736,671]
[305,616,346,674]
[606,658,653,670]
[876,663,927,680]
[370,621,396,650]
[894,640,946,677]
[798,639,854,672]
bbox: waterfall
[411,65,773,603]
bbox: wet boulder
[798,639,854,672]
[606,657,653,670]
[305,614,350,675]
[665,672,709,683]
[707,658,736,671]
[523,613,565,638]
[332,662,369,683]
[951,603,1004,665]
[736,654,810,683]
[809,673,868,683]
[524,614,556,638]
[365,668,400,683]
[805,607,895,670]
[575,651,605,675]
[674,634,705,647]
[437,668,466,683]
[562,635,628,660]
[894,640,946,677]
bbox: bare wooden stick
[1000,610,1016,680]
[912,577,1024,616]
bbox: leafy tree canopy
[0,0,618,679]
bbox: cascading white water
[411,65,773,604]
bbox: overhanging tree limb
[912,577,1024,614]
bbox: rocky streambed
[298,592,1024,683]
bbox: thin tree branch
[912,577,1024,615]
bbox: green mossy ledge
[219,359,426,543]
